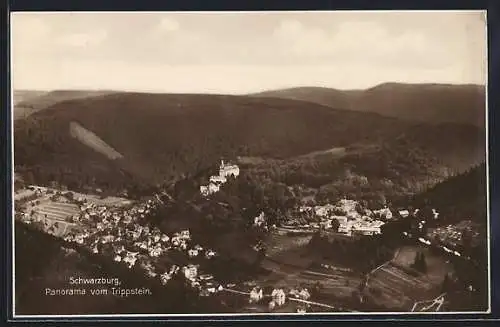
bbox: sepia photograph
[10,10,489,316]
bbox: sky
[10,11,487,94]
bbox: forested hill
[13,90,116,120]
[252,83,486,128]
[14,92,485,196]
[411,163,487,224]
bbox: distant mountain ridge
[13,90,117,120]
[252,83,486,127]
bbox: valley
[12,85,488,315]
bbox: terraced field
[257,230,361,305]
[366,245,453,311]
[368,264,428,309]
[26,201,81,237]
[33,202,80,221]
[72,192,132,207]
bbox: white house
[314,204,335,217]
[249,287,263,303]
[200,183,220,196]
[169,265,180,275]
[271,288,286,306]
[123,252,139,268]
[149,248,162,257]
[183,264,198,280]
[352,225,381,236]
[337,219,354,235]
[399,210,410,218]
[253,212,266,227]
[298,288,311,300]
[199,274,214,281]
[205,249,217,259]
[160,272,172,285]
[374,207,393,220]
[210,175,227,184]
[296,306,307,313]
[180,230,191,239]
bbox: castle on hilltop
[200,160,240,196]
[218,159,240,178]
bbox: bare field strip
[265,234,313,257]
[36,206,78,216]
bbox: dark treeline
[411,162,487,225]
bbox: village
[13,160,480,313]
[14,184,227,299]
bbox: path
[411,293,446,312]
[366,247,401,284]
[221,287,348,311]
[302,269,344,279]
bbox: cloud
[157,17,180,33]
[272,19,439,66]
[56,29,108,48]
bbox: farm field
[265,232,313,257]
[16,185,132,207]
[393,245,455,285]
[32,201,80,221]
[30,219,77,237]
[24,200,81,237]
[366,245,454,311]
[253,231,362,310]
[71,191,132,207]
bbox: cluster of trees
[239,136,481,211]
[411,162,487,226]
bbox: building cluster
[427,219,481,249]
[295,198,446,238]
[60,197,221,296]
[200,160,240,196]
[299,199,387,236]
[253,212,267,228]
[248,285,311,312]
